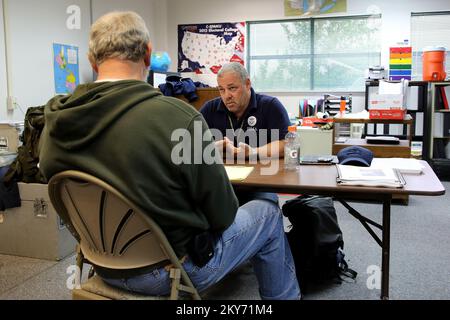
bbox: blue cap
[337,146,373,167]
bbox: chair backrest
[48,170,180,271]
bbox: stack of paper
[224,166,254,181]
[370,158,424,175]
[336,164,405,188]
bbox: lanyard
[227,115,245,144]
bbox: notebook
[336,164,405,188]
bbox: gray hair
[217,62,249,83]
[88,11,150,65]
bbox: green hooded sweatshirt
[39,80,238,260]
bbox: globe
[151,51,171,72]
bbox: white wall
[0,0,166,122]
[91,0,166,51]
[151,0,168,52]
[0,0,7,119]
[1,0,91,121]
[165,0,450,115]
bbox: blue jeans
[102,200,300,300]
[236,191,279,206]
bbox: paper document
[335,110,370,119]
[336,164,405,188]
[379,80,403,94]
[224,166,254,181]
[370,158,424,175]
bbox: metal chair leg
[169,268,181,300]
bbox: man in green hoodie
[39,11,300,300]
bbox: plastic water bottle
[284,125,300,171]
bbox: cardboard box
[368,93,404,110]
[0,182,77,260]
[369,109,406,120]
[368,82,406,120]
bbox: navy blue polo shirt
[200,88,290,148]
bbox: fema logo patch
[248,116,257,127]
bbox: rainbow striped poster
[389,46,412,81]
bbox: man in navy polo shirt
[200,62,291,205]
[200,62,290,159]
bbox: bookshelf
[427,81,450,180]
[333,115,413,158]
[365,80,429,158]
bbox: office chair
[48,170,200,300]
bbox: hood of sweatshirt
[44,80,161,151]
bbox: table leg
[381,196,391,300]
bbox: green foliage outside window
[248,15,381,92]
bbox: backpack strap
[338,259,358,280]
[337,249,358,280]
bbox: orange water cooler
[422,46,447,81]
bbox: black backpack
[3,105,46,185]
[282,195,357,294]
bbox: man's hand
[214,139,227,152]
[215,137,236,157]
[215,138,258,160]
[236,142,257,159]
[223,137,240,156]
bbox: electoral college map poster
[178,22,245,74]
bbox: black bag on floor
[282,195,357,294]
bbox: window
[248,15,381,92]
[411,12,450,81]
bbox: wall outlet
[6,96,16,111]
